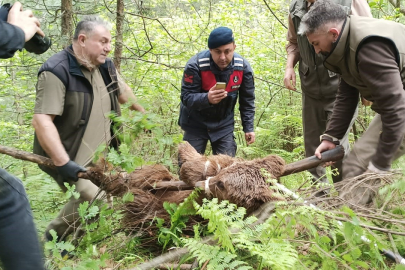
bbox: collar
[66,45,86,77]
[290,0,308,19]
[324,17,350,73]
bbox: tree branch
[262,0,288,29]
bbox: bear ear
[178,141,202,165]
[261,155,285,179]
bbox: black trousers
[183,131,237,157]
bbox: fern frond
[235,238,298,270]
[183,239,252,270]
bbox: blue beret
[208,27,234,49]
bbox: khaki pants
[302,94,358,183]
[342,114,405,178]
[45,178,103,241]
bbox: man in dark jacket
[179,27,255,157]
[0,2,44,269]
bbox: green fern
[157,189,200,248]
[183,239,252,270]
[236,239,297,270]
[189,198,299,269]
[193,198,248,252]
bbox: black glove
[56,160,86,182]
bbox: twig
[255,76,302,94]
[127,248,190,270]
[155,263,193,270]
[200,260,209,270]
[262,0,288,29]
[125,12,209,45]
[378,189,397,215]
[332,211,405,226]
[388,233,400,263]
[325,215,405,236]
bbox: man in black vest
[0,2,44,269]
[178,27,255,157]
[32,16,145,241]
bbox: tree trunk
[114,0,124,72]
[61,0,73,48]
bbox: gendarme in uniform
[179,27,255,157]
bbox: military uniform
[179,49,255,156]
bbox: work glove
[56,160,86,182]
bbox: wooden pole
[282,145,344,176]
[0,145,55,168]
[0,145,344,190]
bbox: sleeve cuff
[14,26,26,47]
[320,134,340,145]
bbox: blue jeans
[0,168,44,270]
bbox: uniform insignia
[184,74,194,83]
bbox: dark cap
[208,27,234,49]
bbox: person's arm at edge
[0,2,47,58]
[118,83,145,113]
[0,20,24,58]
[239,58,255,144]
[351,0,372,17]
[284,14,301,90]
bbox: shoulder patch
[184,73,194,84]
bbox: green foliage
[106,143,145,173]
[157,189,200,249]
[183,239,253,270]
[122,192,135,203]
[64,182,80,200]
[43,190,124,269]
[189,198,298,269]
[44,229,75,258]
[194,198,248,252]
[380,178,405,196]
